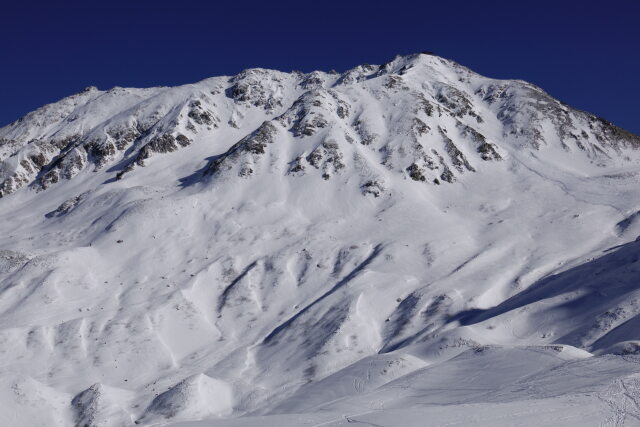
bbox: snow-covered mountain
[2,53,640,426]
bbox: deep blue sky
[2,0,639,133]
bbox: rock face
[2,53,640,426]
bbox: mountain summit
[2,54,640,425]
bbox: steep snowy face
[2,53,640,426]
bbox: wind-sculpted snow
[2,53,640,426]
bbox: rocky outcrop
[204,121,279,178]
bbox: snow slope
[2,53,640,425]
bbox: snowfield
[2,53,640,426]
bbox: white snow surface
[2,53,640,426]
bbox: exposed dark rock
[477,142,502,161]
[116,163,134,181]
[334,65,378,86]
[412,118,430,138]
[187,100,218,127]
[29,152,47,169]
[135,133,191,167]
[106,127,141,151]
[457,122,502,161]
[414,94,434,117]
[361,180,385,197]
[45,192,89,218]
[0,175,27,197]
[306,151,322,168]
[328,90,351,119]
[354,120,378,146]
[440,167,455,183]
[38,147,88,190]
[227,70,284,111]
[88,141,117,169]
[204,121,278,177]
[589,115,640,149]
[71,383,103,427]
[298,115,328,137]
[278,91,336,137]
[305,140,345,179]
[176,134,190,147]
[434,84,480,121]
[439,127,475,172]
[406,163,426,182]
[19,159,34,175]
[300,72,325,90]
[287,157,306,175]
[385,75,407,90]
[112,133,192,181]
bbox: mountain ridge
[2,53,638,199]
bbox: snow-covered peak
[2,53,640,426]
[2,52,638,200]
